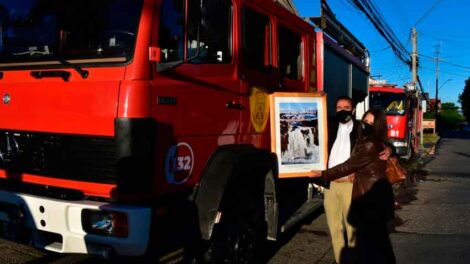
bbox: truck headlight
[393,141,408,147]
[82,209,128,238]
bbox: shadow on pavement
[454,151,470,158]
[260,207,326,263]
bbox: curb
[424,136,440,156]
[416,136,441,169]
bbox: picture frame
[270,92,328,178]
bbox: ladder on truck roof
[310,0,367,61]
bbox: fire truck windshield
[0,0,142,67]
[370,92,407,116]
[158,0,232,65]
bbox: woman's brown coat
[324,137,387,201]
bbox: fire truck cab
[0,0,315,261]
[0,0,368,262]
[369,84,421,160]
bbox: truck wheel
[401,136,414,161]
[203,206,266,263]
[402,147,411,161]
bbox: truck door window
[0,0,142,66]
[158,0,185,62]
[278,26,303,80]
[187,0,232,64]
[242,7,271,71]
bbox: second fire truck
[369,83,423,160]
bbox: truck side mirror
[149,46,161,62]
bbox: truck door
[151,0,240,193]
[238,5,275,146]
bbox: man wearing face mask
[324,96,391,264]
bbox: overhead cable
[420,54,470,70]
[347,0,411,67]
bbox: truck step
[280,198,323,233]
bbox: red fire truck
[369,84,422,160]
[0,0,368,262]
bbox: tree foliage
[425,102,465,128]
[439,102,465,128]
[459,77,470,122]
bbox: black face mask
[361,122,375,137]
[336,110,353,124]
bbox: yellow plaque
[249,87,270,132]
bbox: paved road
[270,134,470,263]
[1,134,469,263]
[391,136,470,264]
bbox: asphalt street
[391,136,470,264]
[1,133,469,263]
[270,133,470,263]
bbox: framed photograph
[270,92,328,178]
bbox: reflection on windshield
[370,92,406,115]
[158,0,233,64]
[0,0,142,65]
[158,0,184,62]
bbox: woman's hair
[359,107,387,140]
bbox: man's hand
[310,170,330,189]
[309,170,322,178]
[379,145,392,160]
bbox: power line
[414,0,444,26]
[369,46,391,53]
[417,76,430,105]
[438,60,470,71]
[420,54,470,70]
[420,66,469,78]
[419,32,470,48]
[385,0,411,33]
[346,0,411,67]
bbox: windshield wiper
[55,58,89,79]
[12,47,89,79]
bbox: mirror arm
[156,0,202,72]
[186,21,201,63]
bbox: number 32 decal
[164,142,194,185]
[173,156,192,171]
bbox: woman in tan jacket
[322,107,396,264]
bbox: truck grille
[0,131,116,184]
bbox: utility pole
[412,28,418,85]
[411,28,423,146]
[434,43,441,115]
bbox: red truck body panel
[0,0,318,199]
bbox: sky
[280,102,318,113]
[294,0,470,107]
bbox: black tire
[202,206,266,264]
[402,146,412,161]
[401,136,414,161]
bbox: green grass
[423,133,439,145]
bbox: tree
[459,77,470,122]
[439,102,465,129]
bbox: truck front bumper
[390,139,409,156]
[0,189,151,257]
